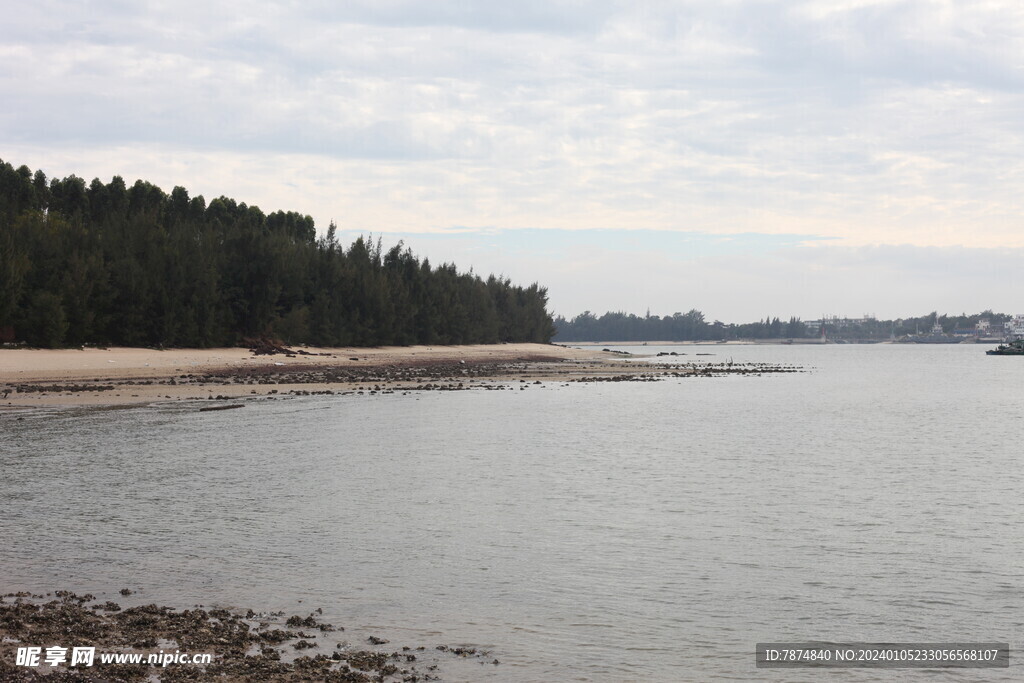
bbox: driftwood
[199,404,244,412]
[245,336,315,356]
[245,336,293,355]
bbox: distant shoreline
[566,339,833,346]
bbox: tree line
[552,309,1016,342]
[0,159,554,348]
[552,310,806,342]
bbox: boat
[901,319,960,344]
[986,339,1024,356]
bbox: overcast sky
[3,0,1022,321]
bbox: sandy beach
[0,343,799,408]
[0,343,602,380]
[0,343,621,407]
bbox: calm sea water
[3,344,1024,681]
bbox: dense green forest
[0,159,554,348]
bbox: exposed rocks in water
[160,359,800,392]
[0,592,498,681]
[284,615,319,629]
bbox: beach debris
[245,336,320,357]
[199,404,245,412]
[246,336,294,356]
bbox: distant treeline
[0,159,554,348]
[553,310,806,342]
[553,309,1015,342]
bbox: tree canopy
[0,159,554,348]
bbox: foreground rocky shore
[0,592,496,681]
[1,343,800,408]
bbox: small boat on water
[986,340,1024,356]
[904,319,960,344]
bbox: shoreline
[0,343,611,408]
[0,343,601,382]
[565,339,832,345]
[0,343,799,408]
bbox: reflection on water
[3,345,1024,681]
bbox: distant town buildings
[804,315,876,332]
[1006,314,1024,339]
[942,316,1023,340]
[800,313,1023,342]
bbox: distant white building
[1006,315,1024,338]
[804,314,876,331]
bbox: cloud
[3,1,1024,317]
[322,228,1020,320]
[305,0,618,35]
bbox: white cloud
[3,1,1024,316]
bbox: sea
[3,343,1024,681]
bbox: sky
[2,0,1022,321]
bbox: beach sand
[0,343,625,407]
[0,343,799,408]
[0,343,601,380]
